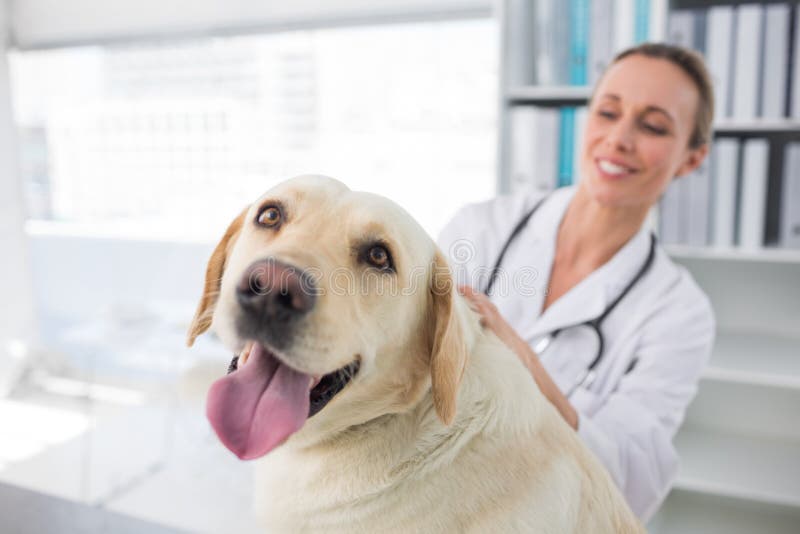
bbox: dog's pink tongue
[206,344,312,460]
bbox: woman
[437,43,715,522]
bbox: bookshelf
[498,0,800,531]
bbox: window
[3,19,498,523]
[11,18,497,240]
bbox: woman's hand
[458,285,579,430]
[458,285,531,362]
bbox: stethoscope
[484,195,657,395]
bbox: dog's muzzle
[235,258,317,349]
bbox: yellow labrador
[187,175,643,533]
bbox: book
[792,5,800,118]
[538,108,561,191]
[535,0,570,85]
[659,179,683,245]
[667,10,695,50]
[738,138,770,249]
[507,0,537,86]
[781,142,800,248]
[687,158,712,246]
[589,0,615,86]
[558,108,576,187]
[572,107,588,183]
[711,139,741,248]
[509,107,561,194]
[705,6,735,120]
[691,8,708,54]
[732,4,764,119]
[614,0,636,54]
[761,4,791,119]
[634,0,650,43]
[569,0,590,85]
[510,107,538,194]
[648,0,668,42]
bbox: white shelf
[713,119,800,134]
[499,1,800,528]
[666,244,800,265]
[506,85,591,105]
[702,331,800,390]
[673,427,800,508]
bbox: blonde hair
[598,42,715,149]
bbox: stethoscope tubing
[484,193,657,388]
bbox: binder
[648,0,668,42]
[507,0,537,86]
[792,5,800,118]
[732,4,764,119]
[558,108,576,187]
[667,10,695,49]
[572,107,588,184]
[614,0,636,53]
[634,0,650,43]
[535,0,570,85]
[569,0,590,85]
[761,4,791,119]
[711,139,741,248]
[738,138,770,249]
[781,143,800,248]
[589,0,615,86]
[705,6,735,120]
[687,159,712,246]
[510,107,561,194]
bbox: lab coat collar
[522,195,652,343]
[526,186,577,244]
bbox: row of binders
[508,106,587,193]
[669,3,800,120]
[508,0,665,87]
[659,140,800,250]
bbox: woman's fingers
[458,285,475,297]
[458,285,498,328]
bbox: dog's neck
[272,325,543,484]
[253,329,549,531]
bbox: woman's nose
[604,118,635,152]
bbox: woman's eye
[367,245,391,269]
[643,123,667,135]
[257,206,282,227]
[597,110,617,120]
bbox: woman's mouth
[595,158,637,179]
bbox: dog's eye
[257,206,282,228]
[366,245,391,269]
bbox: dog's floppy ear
[186,207,249,347]
[428,251,468,426]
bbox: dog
[187,175,643,533]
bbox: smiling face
[187,175,468,459]
[580,54,708,209]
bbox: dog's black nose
[236,259,316,326]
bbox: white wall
[9,0,492,48]
[0,0,37,394]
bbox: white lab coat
[437,185,715,522]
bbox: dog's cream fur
[188,175,643,533]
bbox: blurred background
[0,1,798,533]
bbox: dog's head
[187,175,471,460]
